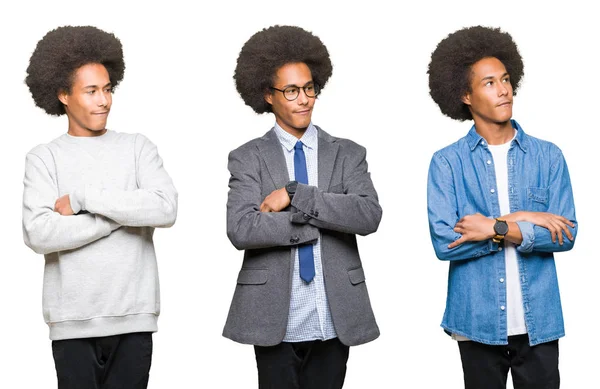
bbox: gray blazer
[223,127,382,347]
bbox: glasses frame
[270,83,320,101]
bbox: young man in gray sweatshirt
[22,26,177,388]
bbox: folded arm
[427,153,497,261]
[68,135,178,228]
[226,148,319,251]
[288,145,382,236]
[512,149,577,253]
[22,153,119,255]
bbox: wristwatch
[492,218,509,243]
[285,180,298,201]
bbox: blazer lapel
[317,128,339,191]
[257,129,289,189]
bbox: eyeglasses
[270,83,320,101]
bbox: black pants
[458,334,559,389]
[52,332,153,389]
[254,338,350,389]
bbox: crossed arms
[428,149,577,261]
[226,143,382,251]
[23,135,178,255]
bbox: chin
[296,120,311,129]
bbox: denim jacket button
[490,188,496,193]
[500,306,506,311]
[499,278,505,283]
[487,160,492,165]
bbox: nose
[98,90,109,107]
[296,88,309,105]
[498,82,509,97]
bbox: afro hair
[234,25,333,114]
[25,25,125,116]
[428,26,524,121]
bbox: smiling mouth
[497,101,512,107]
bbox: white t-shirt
[489,135,527,336]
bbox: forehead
[470,57,508,79]
[72,63,110,87]
[273,62,313,86]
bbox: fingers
[556,216,575,240]
[548,217,575,245]
[448,236,466,249]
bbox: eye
[86,90,95,95]
[485,81,493,86]
[305,85,314,91]
[285,87,298,96]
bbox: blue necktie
[294,141,315,283]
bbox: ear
[58,90,69,106]
[461,92,471,106]
[264,90,273,106]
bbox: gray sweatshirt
[22,130,177,340]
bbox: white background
[1,0,597,387]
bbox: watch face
[494,220,509,235]
[286,181,298,194]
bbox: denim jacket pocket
[527,187,549,211]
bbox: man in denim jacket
[427,26,577,389]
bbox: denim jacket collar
[466,119,528,153]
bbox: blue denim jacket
[427,120,577,346]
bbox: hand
[449,213,494,249]
[54,194,74,216]
[513,211,575,245]
[260,187,290,213]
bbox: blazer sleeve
[226,146,319,251]
[289,143,382,236]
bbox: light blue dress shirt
[273,122,337,342]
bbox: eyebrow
[480,72,509,82]
[281,81,314,89]
[83,82,112,89]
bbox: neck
[276,120,308,140]
[67,121,107,137]
[473,119,514,145]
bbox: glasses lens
[283,87,299,101]
[305,84,318,97]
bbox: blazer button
[303,213,310,220]
[290,238,295,243]
[314,211,319,217]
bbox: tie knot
[294,141,303,150]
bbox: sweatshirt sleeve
[69,134,178,228]
[22,152,119,255]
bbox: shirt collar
[466,119,528,153]
[273,122,318,152]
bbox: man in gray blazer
[224,25,382,389]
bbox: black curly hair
[234,25,333,114]
[428,26,524,121]
[25,26,125,116]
